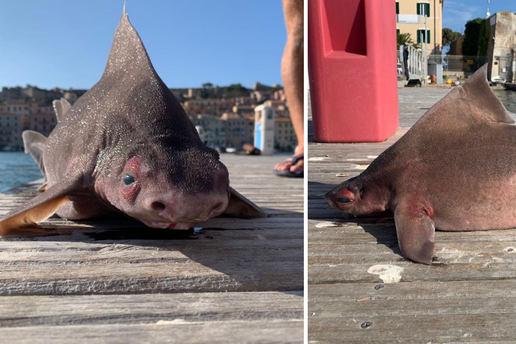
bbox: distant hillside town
[0,83,296,152]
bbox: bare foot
[274,150,304,175]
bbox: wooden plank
[0,291,303,326]
[309,314,516,343]
[0,238,303,295]
[310,280,516,303]
[309,219,516,244]
[309,281,516,343]
[0,321,302,344]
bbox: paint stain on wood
[367,264,404,283]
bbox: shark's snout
[143,192,228,224]
[324,189,336,209]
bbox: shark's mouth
[168,222,196,229]
[150,221,196,229]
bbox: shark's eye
[123,174,135,185]
[337,197,351,204]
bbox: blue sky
[444,0,516,33]
[0,1,286,90]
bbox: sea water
[0,152,43,192]
[495,90,516,114]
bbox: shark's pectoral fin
[22,130,47,178]
[394,203,435,265]
[38,182,48,192]
[0,178,82,234]
[52,98,72,123]
[223,187,267,218]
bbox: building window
[417,29,430,44]
[417,2,430,17]
[396,2,399,14]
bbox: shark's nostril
[151,202,166,212]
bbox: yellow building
[396,0,443,56]
[274,117,297,152]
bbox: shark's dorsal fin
[103,8,156,79]
[460,64,514,124]
[52,98,72,123]
[414,65,513,130]
[385,64,515,152]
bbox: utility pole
[424,13,428,82]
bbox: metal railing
[399,44,426,86]
[429,55,487,77]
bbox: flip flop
[273,154,304,178]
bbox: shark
[0,7,265,234]
[325,65,516,264]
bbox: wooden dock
[308,88,516,343]
[0,154,303,343]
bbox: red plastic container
[308,0,399,142]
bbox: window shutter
[417,30,421,44]
[427,30,431,43]
[396,2,399,14]
[417,3,430,17]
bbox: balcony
[396,14,422,24]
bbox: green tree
[222,84,249,98]
[462,18,486,56]
[200,82,213,98]
[442,28,462,46]
[397,32,421,50]
[478,20,490,57]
